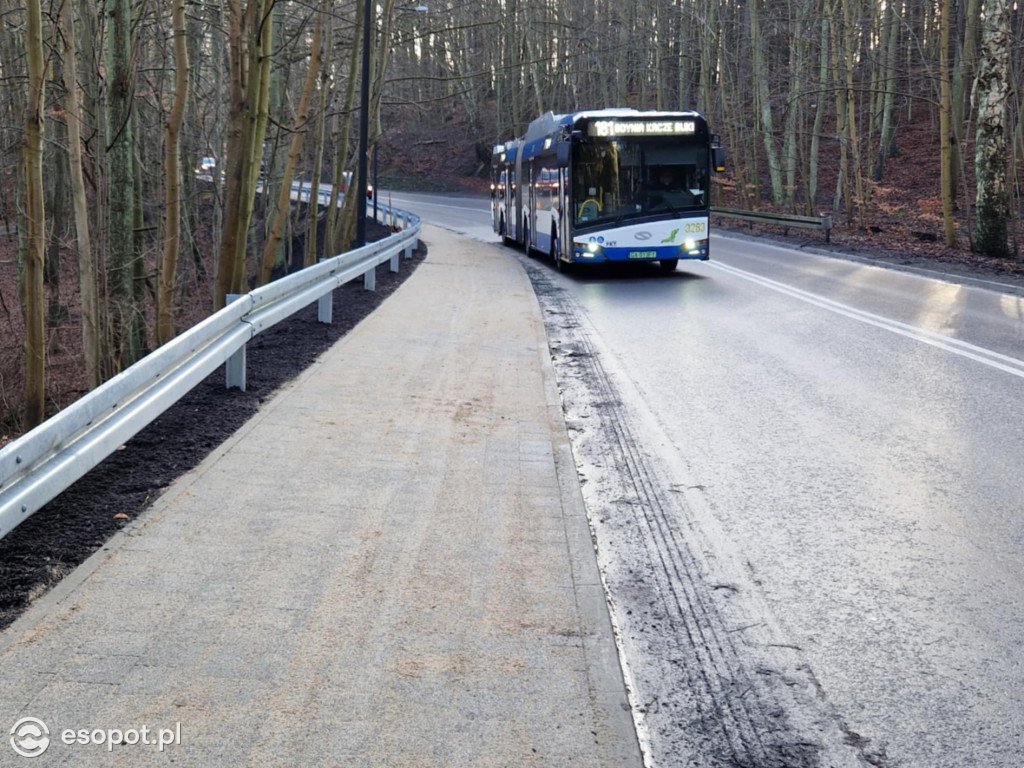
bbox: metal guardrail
[0,203,420,542]
[712,206,833,243]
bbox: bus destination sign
[589,119,696,138]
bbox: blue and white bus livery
[492,108,725,271]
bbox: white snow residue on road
[525,261,868,768]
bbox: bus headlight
[587,242,600,253]
[684,238,697,251]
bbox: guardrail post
[318,260,333,323]
[390,248,400,273]
[404,214,414,258]
[225,294,247,391]
[364,265,376,291]
[822,215,833,243]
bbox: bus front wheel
[660,259,679,273]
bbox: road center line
[708,260,1024,380]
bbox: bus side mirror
[556,142,570,168]
[712,147,726,173]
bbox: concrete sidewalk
[0,225,642,767]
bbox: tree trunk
[235,0,273,291]
[61,0,101,390]
[106,0,141,370]
[22,0,46,429]
[750,0,784,205]
[939,0,956,246]
[157,0,190,345]
[46,106,66,329]
[783,0,812,209]
[873,0,902,182]
[843,0,868,229]
[974,0,1011,257]
[696,0,718,118]
[808,14,830,209]
[306,6,331,269]
[950,0,980,197]
[329,0,368,255]
[217,0,247,308]
[217,0,275,307]
[76,0,114,379]
[259,0,324,285]
[828,0,849,214]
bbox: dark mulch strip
[0,227,426,631]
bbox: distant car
[340,171,374,199]
[195,157,217,182]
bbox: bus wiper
[647,200,681,217]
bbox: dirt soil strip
[0,237,426,632]
[521,257,889,768]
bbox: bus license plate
[629,250,657,260]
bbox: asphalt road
[387,190,1024,767]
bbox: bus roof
[518,108,706,161]
[491,138,520,165]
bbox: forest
[1,0,1022,441]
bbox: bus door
[513,154,525,245]
[490,168,503,232]
[529,165,539,250]
[558,166,569,261]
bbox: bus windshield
[572,138,709,228]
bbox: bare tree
[259,0,326,285]
[157,0,190,345]
[106,0,143,370]
[939,0,956,245]
[22,0,46,429]
[750,0,784,206]
[872,0,902,182]
[974,0,1012,257]
[217,0,275,308]
[60,0,101,390]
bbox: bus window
[537,167,558,212]
[573,144,614,225]
[645,164,705,209]
[573,140,709,226]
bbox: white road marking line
[709,260,1024,380]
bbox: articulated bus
[491,109,724,271]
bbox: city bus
[491,109,724,271]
